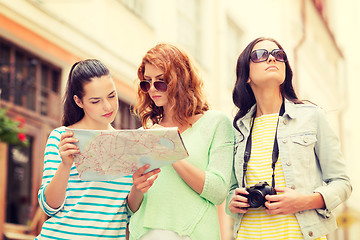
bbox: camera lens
[248,190,265,208]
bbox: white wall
[327,0,360,237]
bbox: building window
[0,42,11,101]
[113,99,141,130]
[226,18,243,88]
[177,0,201,61]
[0,39,61,120]
[6,138,33,225]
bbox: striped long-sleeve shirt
[36,126,132,240]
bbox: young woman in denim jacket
[226,37,352,240]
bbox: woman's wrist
[127,185,144,213]
[305,192,325,211]
[59,161,73,172]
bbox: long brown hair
[133,43,209,128]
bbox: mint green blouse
[129,110,234,240]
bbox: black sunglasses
[250,49,287,63]
[140,80,168,93]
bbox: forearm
[44,162,72,209]
[127,186,144,213]
[172,159,205,194]
[305,192,325,210]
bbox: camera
[242,182,276,208]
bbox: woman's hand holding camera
[264,187,325,215]
[228,188,250,214]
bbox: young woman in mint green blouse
[227,37,352,239]
[128,43,234,240]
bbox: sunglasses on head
[140,80,168,93]
[250,49,287,63]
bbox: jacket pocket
[290,133,317,146]
[288,132,317,174]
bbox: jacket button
[303,136,308,143]
[308,231,313,237]
[291,185,296,190]
[283,119,288,125]
[286,161,291,166]
[282,138,288,143]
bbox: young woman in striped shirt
[36,59,159,239]
[227,37,351,239]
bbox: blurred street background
[0,0,359,239]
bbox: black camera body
[242,181,276,208]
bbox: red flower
[18,132,27,142]
[15,116,26,128]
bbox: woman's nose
[268,54,276,62]
[148,81,157,92]
[103,99,112,111]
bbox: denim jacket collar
[236,99,298,132]
[283,99,297,120]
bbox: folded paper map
[67,127,188,181]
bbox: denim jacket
[226,100,352,239]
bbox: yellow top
[236,113,326,240]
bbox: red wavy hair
[133,43,209,128]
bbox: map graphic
[67,127,188,181]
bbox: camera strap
[241,100,285,188]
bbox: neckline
[181,110,209,135]
[255,113,279,119]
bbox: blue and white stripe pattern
[36,126,133,239]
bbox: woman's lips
[103,112,113,118]
[152,95,161,100]
[266,65,279,70]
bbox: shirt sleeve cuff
[40,185,64,216]
[125,197,134,216]
[200,171,227,205]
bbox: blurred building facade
[0,0,357,239]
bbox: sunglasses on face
[250,49,287,63]
[139,80,168,93]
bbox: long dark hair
[62,59,110,126]
[232,37,301,131]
